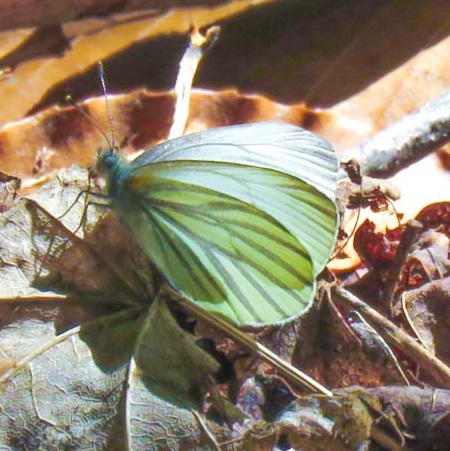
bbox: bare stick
[169,25,220,139]
[334,286,450,388]
[342,88,450,178]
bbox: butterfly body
[96,123,339,326]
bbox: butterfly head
[95,147,129,198]
[96,147,121,174]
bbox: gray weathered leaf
[0,169,236,450]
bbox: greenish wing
[156,161,338,277]
[130,123,339,276]
[120,161,332,326]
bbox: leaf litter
[1,4,450,450]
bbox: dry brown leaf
[0,0,275,125]
[404,276,450,367]
[293,297,408,390]
[0,88,330,188]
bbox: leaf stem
[164,285,333,397]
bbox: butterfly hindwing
[118,161,316,325]
[108,123,339,325]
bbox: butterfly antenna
[65,94,113,151]
[97,61,116,151]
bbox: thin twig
[0,325,81,382]
[191,410,221,451]
[334,286,450,388]
[0,294,68,302]
[341,88,450,178]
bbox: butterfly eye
[95,148,118,174]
